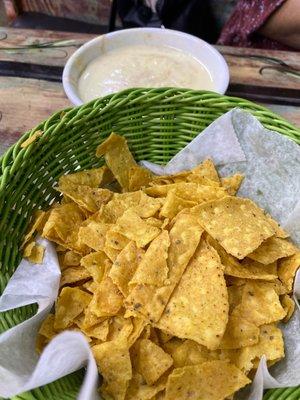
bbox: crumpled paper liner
[0,109,299,400]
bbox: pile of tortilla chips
[23,133,300,400]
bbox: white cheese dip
[78,45,215,102]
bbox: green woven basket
[0,88,299,400]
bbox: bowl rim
[62,27,230,106]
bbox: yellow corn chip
[21,130,43,148]
[248,237,296,264]
[227,285,244,313]
[218,316,259,349]
[125,211,203,322]
[24,241,45,264]
[232,281,286,326]
[134,339,173,386]
[59,166,114,188]
[62,251,81,267]
[107,316,133,343]
[82,303,106,329]
[206,234,277,280]
[80,318,110,341]
[80,251,110,283]
[125,373,166,400]
[265,214,289,239]
[60,265,91,287]
[191,159,220,182]
[196,197,276,259]
[42,203,88,254]
[157,330,173,345]
[78,221,110,251]
[57,181,112,213]
[54,287,92,330]
[165,361,250,400]
[221,174,244,196]
[90,276,123,317]
[103,244,120,262]
[159,190,197,219]
[109,241,143,297]
[96,133,152,191]
[92,339,132,400]
[38,314,57,339]
[146,183,227,205]
[130,231,170,287]
[167,339,217,368]
[106,229,130,250]
[278,252,300,293]
[236,324,284,373]
[157,240,228,350]
[114,209,160,248]
[281,294,295,323]
[22,210,49,247]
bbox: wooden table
[0,27,299,155]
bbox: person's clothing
[217,0,293,50]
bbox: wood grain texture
[0,76,69,154]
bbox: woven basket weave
[0,88,299,400]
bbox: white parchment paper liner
[0,109,299,399]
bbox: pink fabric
[218,0,294,50]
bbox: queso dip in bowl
[63,28,229,105]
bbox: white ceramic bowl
[63,28,230,106]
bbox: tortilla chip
[281,294,295,323]
[109,316,134,342]
[268,279,288,295]
[82,302,106,329]
[167,339,217,368]
[42,203,88,254]
[196,197,276,259]
[248,237,296,264]
[80,251,110,283]
[24,241,45,264]
[99,191,144,224]
[114,209,160,248]
[133,339,173,385]
[218,316,259,350]
[232,281,286,326]
[38,314,57,339]
[156,330,173,345]
[265,214,289,239]
[92,339,132,400]
[236,324,284,373]
[165,361,250,400]
[206,234,277,280]
[60,265,91,287]
[59,166,114,188]
[227,285,244,313]
[109,241,143,296]
[227,258,277,281]
[78,221,110,251]
[130,231,170,287]
[278,252,300,293]
[22,210,49,247]
[125,373,166,400]
[157,241,228,350]
[125,211,203,322]
[96,133,152,191]
[57,181,112,213]
[221,174,244,196]
[106,229,130,250]
[90,276,123,317]
[54,287,92,330]
[82,318,110,341]
[103,244,120,262]
[159,190,197,219]
[21,130,43,148]
[146,183,227,205]
[191,159,220,182]
[62,251,81,267]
